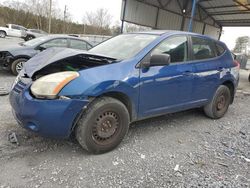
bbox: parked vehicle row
[0,35,93,75]
[9,31,240,154]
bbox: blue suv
[9,31,239,154]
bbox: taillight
[233,60,240,68]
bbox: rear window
[216,43,226,56]
[191,37,216,60]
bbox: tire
[0,30,6,38]
[76,97,130,154]
[11,58,28,76]
[248,74,250,82]
[204,85,231,119]
[25,35,35,41]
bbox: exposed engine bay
[31,54,115,80]
[20,47,117,81]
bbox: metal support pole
[218,27,223,40]
[48,0,52,34]
[120,0,127,34]
[188,0,197,32]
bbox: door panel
[10,25,21,37]
[139,63,193,117]
[190,36,221,102]
[138,35,194,118]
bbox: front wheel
[204,85,231,119]
[0,31,6,38]
[11,58,28,75]
[76,97,130,154]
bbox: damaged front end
[19,47,117,99]
[0,51,14,70]
[9,47,117,138]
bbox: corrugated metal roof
[124,0,250,27]
[199,0,250,26]
[121,0,250,39]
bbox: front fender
[60,79,138,108]
[84,80,136,97]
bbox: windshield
[89,34,158,60]
[23,36,49,46]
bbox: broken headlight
[31,71,79,99]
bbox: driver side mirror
[142,54,171,68]
[36,45,46,51]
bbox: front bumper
[9,81,89,138]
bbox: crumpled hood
[23,47,115,78]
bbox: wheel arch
[13,55,31,61]
[222,80,235,103]
[0,30,7,35]
[98,91,137,122]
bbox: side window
[216,43,225,56]
[41,39,68,48]
[12,25,20,30]
[70,39,88,50]
[192,37,216,60]
[31,29,39,33]
[151,36,188,63]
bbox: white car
[0,24,27,38]
[21,29,48,41]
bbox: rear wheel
[0,31,6,38]
[204,85,231,119]
[25,35,35,41]
[11,58,28,75]
[76,97,130,154]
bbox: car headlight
[11,75,21,89]
[31,71,79,99]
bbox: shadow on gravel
[0,70,14,76]
[130,108,204,130]
[2,108,205,158]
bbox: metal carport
[120,0,250,39]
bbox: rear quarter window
[216,43,226,56]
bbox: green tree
[233,36,250,54]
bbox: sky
[220,27,250,50]
[57,0,122,24]
[0,0,250,49]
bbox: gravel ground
[0,38,249,188]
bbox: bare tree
[124,22,151,33]
[23,0,62,31]
[3,0,29,24]
[83,8,112,34]
[233,36,250,55]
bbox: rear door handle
[183,71,192,76]
[218,67,224,72]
